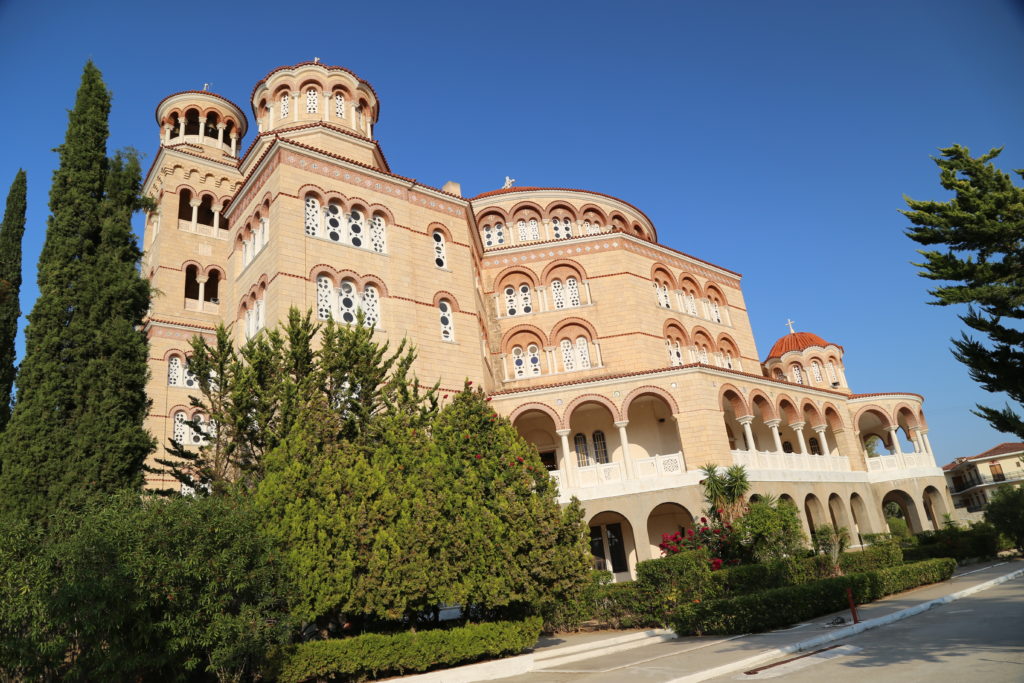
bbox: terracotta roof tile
[766,331,842,360]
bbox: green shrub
[276,617,542,683]
[632,550,720,625]
[673,558,955,635]
[542,570,610,632]
[887,516,912,539]
[839,539,903,574]
[903,523,1001,563]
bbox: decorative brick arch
[426,221,453,241]
[893,403,921,429]
[651,263,677,288]
[822,402,846,431]
[500,323,550,351]
[431,291,461,312]
[161,347,189,361]
[508,200,545,218]
[800,400,824,428]
[622,385,679,416]
[748,389,777,420]
[541,258,588,283]
[476,207,510,224]
[167,404,192,418]
[359,273,390,298]
[296,183,328,203]
[563,393,621,425]
[492,265,540,291]
[203,264,226,279]
[544,200,578,221]
[550,316,598,342]
[777,395,801,423]
[577,203,609,223]
[718,384,750,416]
[853,405,894,430]
[508,402,563,430]
[705,283,729,306]
[180,259,202,273]
[663,318,690,344]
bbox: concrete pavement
[491,559,1023,683]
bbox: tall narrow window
[192,414,208,446]
[167,356,182,386]
[576,336,592,369]
[710,301,722,323]
[519,284,533,314]
[527,344,541,375]
[551,279,565,309]
[723,351,734,369]
[512,346,526,378]
[258,218,269,251]
[809,437,822,455]
[361,284,379,328]
[370,214,386,253]
[655,282,670,308]
[339,280,358,324]
[811,361,823,383]
[792,365,804,384]
[304,196,321,236]
[566,277,581,307]
[504,286,519,316]
[183,361,198,389]
[685,293,698,316]
[667,340,684,366]
[529,219,539,240]
[560,339,575,371]
[517,219,528,241]
[493,223,505,245]
[432,230,447,268]
[552,217,573,239]
[439,299,454,341]
[826,361,838,383]
[255,299,265,332]
[316,275,333,320]
[348,210,364,248]
[324,202,343,241]
[172,411,188,444]
[698,346,709,364]
[588,222,602,234]
[334,93,345,119]
[575,433,591,467]
[305,88,319,114]
[592,431,609,464]
[280,93,289,118]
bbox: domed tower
[156,90,248,159]
[764,327,848,391]
[249,61,383,169]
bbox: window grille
[432,231,447,268]
[439,300,454,341]
[592,431,609,464]
[575,433,591,467]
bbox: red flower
[516,456,523,463]
[717,508,724,516]
[468,381,473,385]
[713,528,722,535]
[686,529,694,537]
[700,517,708,524]
[475,454,482,459]
[486,397,493,401]
[443,395,448,399]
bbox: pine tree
[0,170,26,434]
[0,63,152,519]
[903,145,1024,439]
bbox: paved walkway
[494,559,1023,683]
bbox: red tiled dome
[766,332,836,360]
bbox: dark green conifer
[0,170,27,434]
[0,63,153,519]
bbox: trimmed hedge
[276,617,542,683]
[673,558,955,635]
[904,524,1002,563]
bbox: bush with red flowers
[658,515,748,569]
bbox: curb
[665,565,1024,683]
[535,629,676,669]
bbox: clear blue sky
[1,1,1022,464]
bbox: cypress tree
[0,62,152,519]
[0,170,26,433]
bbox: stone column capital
[789,421,806,430]
[764,418,781,428]
[556,428,571,437]
[613,420,629,428]
[736,415,755,426]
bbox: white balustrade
[866,452,935,472]
[575,461,624,488]
[732,449,850,472]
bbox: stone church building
[141,61,952,581]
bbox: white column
[541,219,551,240]
[267,104,274,129]
[614,420,634,479]
[162,123,172,144]
[790,421,807,454]
[813,426,828,455]
[887,426,904,456]
[921,430,934,456]
[765,418,784,453]
[737,415,756,452]
[322,91,330,122]
[537,286,547,313]
[197,116,206,144]
[189,200,199,232]
[216,123,225,149]
[910,427,924,453]
[212,209,221,231]
[292,91,299,121]
[230,134,238,157]
[585,281,593,305]
[545,347,556,373]
[593,340,603,367]
[178,116,187,139]
[196,275,208,304]
[557,428,576,489]
[500,354,509,381]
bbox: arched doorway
[512,408,561,481]
[804,493,826,537]
[569,400,622,486]
[646,502,694,558]
[589,511,638,582]
[625,393,682,458]
[828,493,851,533]
[850,493,869,546]
[922,485,949,530]
[881,489,925,534]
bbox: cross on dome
[786,318,796,334]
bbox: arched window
[204,271,220,303]
[172,410,188,444]
[517,219,539,241]
[338,280,358,324]
[280,93,290,118]
[685,292,698,316]
[183,359,198,388]
[178,188,193,221]
[654,282,671,308]
[709,301,722,323]
[304,196,321,237]
[305,87,319,114]
[809,437,822,455]
[529,218,539,240]
[184,265,200,300]
[511,344,542,378]
[244,298,265,340]
[811,361,823,383]
[316,275,333,320]
[560,338,575,371]
[167,356,182,386]
[503,283,532,316]
[517,220,527,241]
[792,365,804,384]
[370,214,386,253]
[592,430,609,464]
[527,344,541,375]
[574,433,591,467]
[511,346,525,378]
[773,368,785,380]
[575,336,591,369]
[192,414,208,446]
[483,223,506,247]
[361,284,379,328]
[551,279,565,309]
[347,210,364,248]
[552,217,573,239]
[826,361,838,383]
[782,441,794,453]
[334,93,345,119]
[432,230,447,268]
[722,350,734,370]
[566,277,581,307]
[439,299,454,341]
[257,218,269,252]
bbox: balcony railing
[951,471,1022,493]
[550,452,688,496]
[865,452,934,473]
[732,449,851,472]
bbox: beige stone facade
[943,442,1024,522]
[140,62,953,581]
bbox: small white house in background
[943,442,1024,522]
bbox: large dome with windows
[766,331,839,360]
